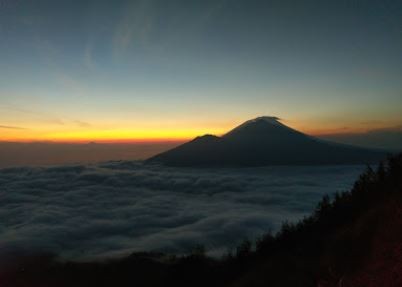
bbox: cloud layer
[0,162,364,260]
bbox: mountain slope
[147,117,387,166]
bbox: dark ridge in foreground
[146,116,387,166]
[2,154,402,287]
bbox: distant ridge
[146,116,388,166]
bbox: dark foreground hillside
[1,154,402,287]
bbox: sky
[0,0,401,142]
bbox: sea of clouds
[0,161,364,260]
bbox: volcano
[146,117,387,166]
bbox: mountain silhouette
[147,116,387,166]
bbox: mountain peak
[233,116,286,130]
[243,116,282,126]
[146,116,386,166]
[252,116,281,122]
[223,116,293,138]
[191,134,220,142]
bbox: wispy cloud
[365,125,402,133]
[319,125,402,150]
[113,0,156,58]
[32,36,90,97]
[0,124,26,130]
[74,120,91,128]
[0,104,65,126]
[83,43,96,70]
[0,105,93,129]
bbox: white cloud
[0,162,363,260]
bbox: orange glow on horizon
[0,128,227,143]
[0,129,376,143]
[1,117,400,143]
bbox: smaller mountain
[147,116,388,166]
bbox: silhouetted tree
[236,239,252,259]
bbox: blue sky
[0,0,401,141]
